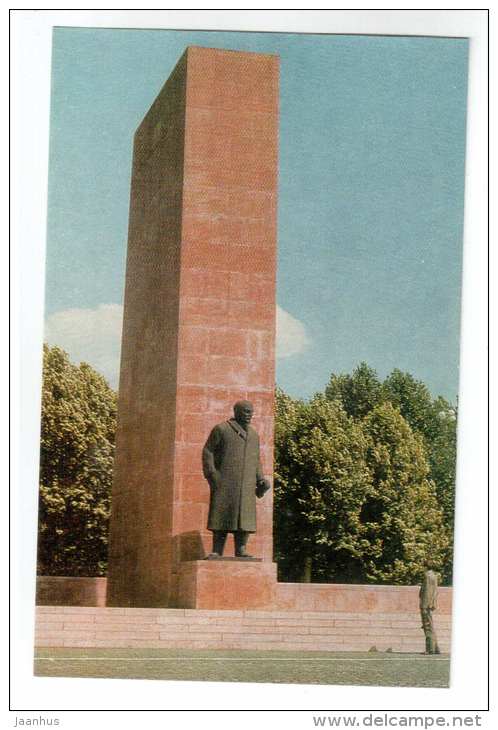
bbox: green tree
[325,362,384,419]
[274,389,372,583]
[360,403,449,584]
[381,371,457,583]
[274,390,449,585]
[427,397,457,583]
[382,369,437,440]
[38,344,117,576]
[325,365,457,583]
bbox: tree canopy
[325,362,384,420]
[324,363,457,582]
[360,402,449,583]
[274,391,371,583]
[37,344,117,576]
[275,363,456,584]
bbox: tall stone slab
[107,47,279,607]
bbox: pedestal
[172,560,278,610]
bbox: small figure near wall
[420,568,441,654]
[202,400,271,558]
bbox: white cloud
[276,305,311,359]
[44,301,310,389]
[45,304,123,389]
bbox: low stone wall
[274,582,452,613]
[36,576,107,607]
[36,575,452,615]
[34,606,452,653]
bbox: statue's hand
[255,478,271,498]
[207,470,220,490]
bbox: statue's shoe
[235,551,254,558]
[206,552,222,559]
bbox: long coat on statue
[202,418,265,533]
[419,570,438,610]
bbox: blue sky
[44,28,468,402]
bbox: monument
[202,400,271,559]
[106,47,279,608]
[34,45,453,661]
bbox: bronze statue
[419,569,441,654]
[202,400,271,558]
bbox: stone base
[172,560,278,609]
[36,576,453,616]
[203,556,262,562]
[34,605,452,654]
[36,576,107,607]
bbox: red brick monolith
[106,47,279,607]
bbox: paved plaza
[34,648,450,687]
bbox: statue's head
[422,561,437,577]
[233,400,254,428]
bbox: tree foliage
[276,364,456,585]
[324,363,457,582]
[38,344,117,576]
[325,362,384,419]
[360,403,449,583]
[382,369,436,439]
[426,397,457,583]
[274,390,371,583]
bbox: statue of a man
[419,568,441,654]
[202,400,271,558]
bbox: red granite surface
[34,598,453,653]
[36,577,107,607]
[38,575,453,614]
[106,48,279,607]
